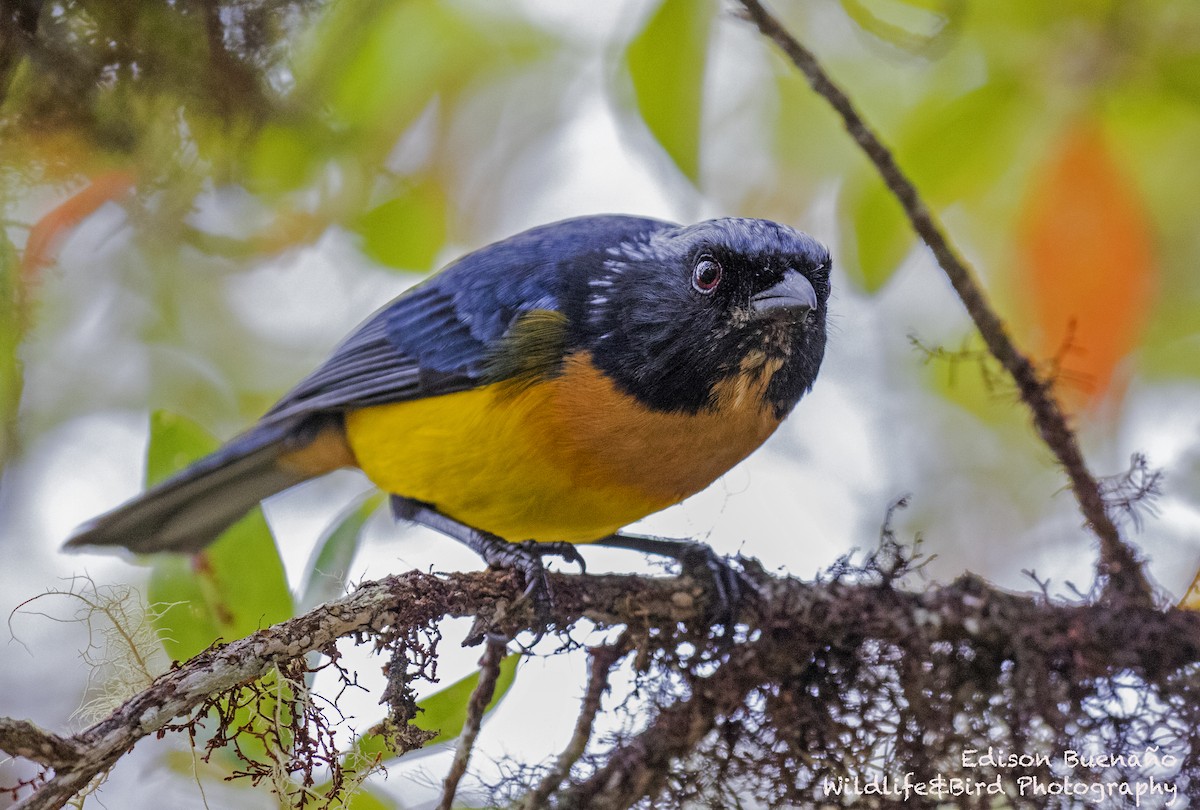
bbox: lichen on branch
[5,548,1198,810]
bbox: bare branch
[734,0,1154,605]
[557,643,762,809]
[0,720,85,769]
[521,638,629,808]
[1098,453,1165,531]
[437,637,508,810]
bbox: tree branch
[0,720,84,769]
[734,0,1153,605]
[521,638,629,808]
[437,637,508,810]
[5,563,1199,809]
[5,569,699,810]
[559,642,764,809]
[557,568,1199,808]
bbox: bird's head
[578,217,830,418]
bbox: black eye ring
[692,255,722,293]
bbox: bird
[67,214,830,608]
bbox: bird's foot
[593,533,758,633]
[467,537,587,646]
[391,496,586,639]
[475,535,586,619]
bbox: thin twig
[555,642,771,809]
[735,0,1152,604]
[521,638,629,808]
[437,637,508,810]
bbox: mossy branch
[5,561,1200,809]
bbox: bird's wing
[261,214,676,425]
[260,284,482,424]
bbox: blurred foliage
[811,0,1200,406]
[142,410,293,660]
[0,0,1194,453]
[624,0,715,181]
[300,490,386,614]
[0,227,20,461]
[1015,119,1156,409]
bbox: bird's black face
[579,218,830,418]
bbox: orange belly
[344,352,783,542]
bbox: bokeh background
[2,0,1200,807]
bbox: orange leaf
[22,170,137,281]
[1015,121,1156,409]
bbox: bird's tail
[65,416,352,554]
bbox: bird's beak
[750,271,817,320]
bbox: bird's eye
[692,256,722,293]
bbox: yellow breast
[343,352,783,543]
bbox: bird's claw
[476,536,586,636]
[592,532,759,636]
[390,497,589,644]
[676,543,752,633]
[518,539,587,575]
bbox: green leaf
[336,787,401,810]
[625,0,716,182]
[306,780,402,810]
[354,180,448,271]
[245,123,323,195]
[311,3,483,135]
[772,67,847,176]
[0,230,23,465]
[146,557,219,663]
[900,78,1025,205]
[1157,49,1200,107]
[412,653,520,747]
[840,174,913,293]
[144,411,294,661]
[299,492,384,614]
[837,79,1028,294]
[1139,295,1200,381]
[839,0,960,52]
[349,654,521,765]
